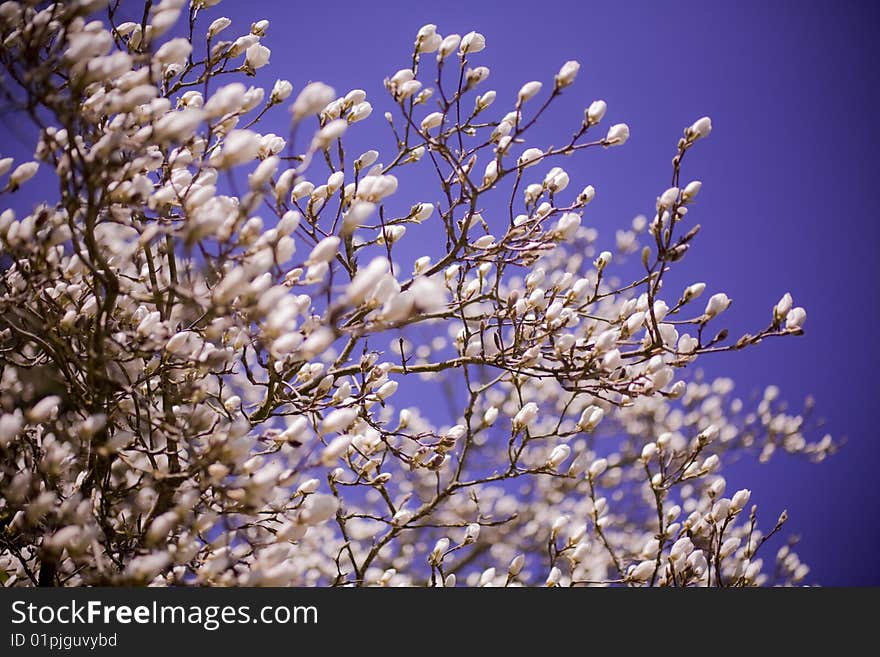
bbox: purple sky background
[3,0,878,584]
[221,0,880,585]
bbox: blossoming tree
[0,0,833,587]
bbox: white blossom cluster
[0,2,834,587]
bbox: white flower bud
[731,488,751,512]
[292,82,335,121]
[438,34,461,59]
[320,434,352,465]
[513,402,539,430]
[518,148,544,168]
[220,129,261,167]
[311,119,348,150]
[245,43,270,69]
[342,201,375,235]
[208,17,231,38]
[719,537,741,560]
[26,396,61,423]
[508,554,525,576]
[687,116,713,140]
[298,494,339,525]
[588,458,608,479]
[296,478,320,495]
[684,282,706,301]
[704,292,731,318]
[410,202,434,223]
[270,79,293,103]
[356,150,379,169]
[577,406,604,432]
[517,81,542,104]
[483,160,499,186]
[578,185,596,205]
[586,99,607,125]
[320,407,358,435]
[629,560,655,582]
[248,156,278,190]
[555,60,580,88]
[702,454,720,473]
[604,123,629,146]
[415,24,442,54]
[420,111,444,131]
[658,186,679,209]
[413,256,431,276]
[785,307,806,330]
[546,444,571,470]
[8,161,38,188]
[682,180,702,201]
[774,292,793,322]
[670,536,694,562]
[594,250,612,271]
[376,380,398,400]
[306,236,340,265]
[460,31,486,54]
[430,537,450,564]
[0,413,23,448]
[476,90,496,110]
[483,407,499,426]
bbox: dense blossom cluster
[0,1,833,587]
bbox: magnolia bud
[684,282,706,301]
[594,250,612,271]
[320,407,358,435]
[245,43,270,70]
[657,186,679,209]
[604,123,629,146]
[687,116,712,141]
[420,111,444,131]
[588,458,608,479]
[517,81,542,104]
[306,236,340,265]
[586,100,607,125]
[508,554,525,577]
[546,444,571,470]
[629,560,655,582]
[704,292,731,318]
[8,161,38,188]
[26,396,60,423]
[415,24,442,54]
[682,180,702,201]
[429,537,450,564]
[438,34,461,59]
[208,17,231,38]
[220,129,261,167]
[518,148,544,168]
[513,402,539,430]
[731,489,751,512]
[555,60,580,88]
[785,307,806,330]
[720,537,741,559]
[291,82,335,121]
[270,79,293,103]
[460,31,486,55]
